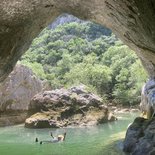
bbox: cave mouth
[2,0,155,153]
[0,13,142,153]
[0,13,147,115]
[19,13,147,107]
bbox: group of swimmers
[35,132,67,144]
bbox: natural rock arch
[1,0,155,81]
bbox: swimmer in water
[51,132,66,142]
[35,132,66,144]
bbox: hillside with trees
[20,14,148,106]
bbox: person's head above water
[57,136,62,141]
[50,131,66,141]
[58,132,67,141]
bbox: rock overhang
[1,0,155,81]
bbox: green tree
[19,16,148,106]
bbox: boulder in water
[25,85,117,128]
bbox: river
[0,112,138,155]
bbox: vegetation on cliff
[20,14,148,106]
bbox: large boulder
[123,117,155,155]
[25,86,116,128]
[0,64,42,111]
[123,79,155,155]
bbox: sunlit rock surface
[140,79,155,119]
[1,0,155,81]
[0,64,42,111]
[25,86,116,128]
[124,78,155,155]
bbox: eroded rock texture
[0,64,42,111]
[0,64,42,126]
[25,85,116,128]
[140,79,155,119]
[123,117,155,155]
[1,0,155,81]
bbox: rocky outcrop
[25,86,116,128]
[0,64,42,111]
[123,78,155,155]
[49,13,84,29]
[140,79,155,119]
[1,1,155,81]
[123,117,155,155]
[0,111,27,127]
[0,64,43,126]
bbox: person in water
[36,132,67,144]
[50,132,66,142]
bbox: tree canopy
[20,15,148,106]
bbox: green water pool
[0,112,138,155]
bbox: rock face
[123,78,155,155]
[123,117,155,155]
[123,79,155,154]
[1,1,155,81]
[0,64,42,111]
[0,111,27,127]
[140,79,155,119]
[25,86,116,128]
[49,13,84,29]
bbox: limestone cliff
[0,64,42,111]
